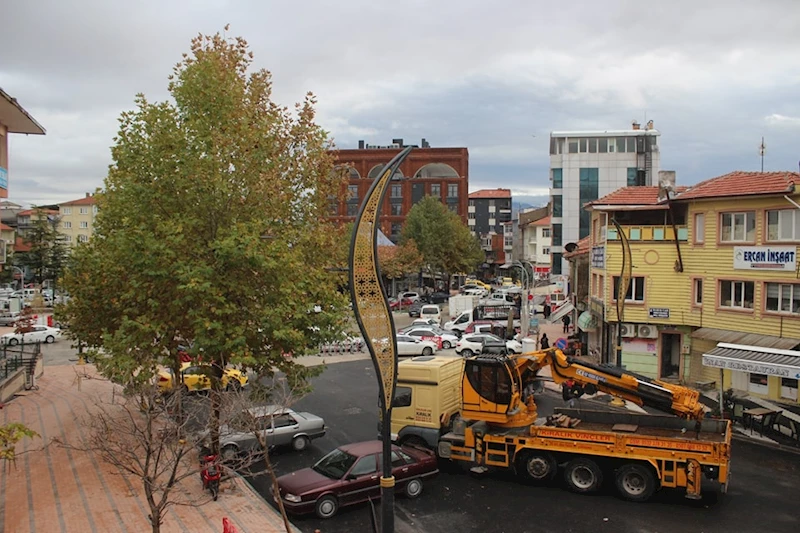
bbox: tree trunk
[265,451,293,532]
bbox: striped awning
[702,342,800,379]
[692,328,798,350]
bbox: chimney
[358,140,365,149]
[86,193,90,198]
[646,120,654,131]
[657,171,677,202]
[631,121,641,130]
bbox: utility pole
[759,137,766,172]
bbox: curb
[731,432,800,456]
[229,471,303,533]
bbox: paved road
[247,360,799,533]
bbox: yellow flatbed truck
[393,351,731,502]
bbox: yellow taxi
[466,279,491,290]
[156,362,249,393]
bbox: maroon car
[274,440,438,519]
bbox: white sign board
[733,246,796,272]
[702,355,800,379]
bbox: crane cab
[461,354,537,428]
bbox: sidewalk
[0,364,299,533]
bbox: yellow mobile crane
[395,349,731,502]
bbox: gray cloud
[2,0,799,206]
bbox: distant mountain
[512,195,549,216]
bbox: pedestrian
[562,314,571,334]
[540,333,550,350]
[543,303,551,320]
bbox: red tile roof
[60,196,97,206]
[17,208,58,216]
[0,223,13,231]
[14,236,31,252]
[532,215,551,226]
[564,236,591,259]
[469,188,511,199]
[589,186,687,206]
[678,171,797,200]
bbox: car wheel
[292,435,310,452]
[442,341,451,349]
[615,463,656,502]
[564,457,603,493]
[460,348,473,357]
[315,494,339,519]
[515,451,557,482]
[45,335,55,344]
[422,347,433,356]
[404,478,424,499]
[8,338,18,346]
[221,445,238,462]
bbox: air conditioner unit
[620,323,636,338]
[637,325,658,338]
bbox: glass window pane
[745,213,755,241]
[733,214,745,241]
[616,138,626,153]
[780,211,793,239]
[568,140,578,153]
[767,210,779,240]
[579,139,588,152]
[552,168,563,188]
[598,138,608,152]
[744,282,754,308]
[627,138,637,152]
[588,139,597,153]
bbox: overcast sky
[3,0,800,207]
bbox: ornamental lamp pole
[349,146,413,533]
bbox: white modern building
[520,215,552,276]
[549,121,661,274]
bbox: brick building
[329,138,469,243]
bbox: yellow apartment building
[584,171,800,405]
[58,194,97,246]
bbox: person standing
[562,314,571,334]
[543,303,551,320]
[540,333,550,349]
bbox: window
[767,209,800,241]
[390,223,402,239]
[552,195,562,217]
[551,224,562,246]
[62,221,72,229]
[781,378,798,401]
[598,138,608,153]
[391,185,402,198]
[626,137,636,153]
[588,138,597,153]
[92,205,98,215]
[79,221,88,229]
[63,207,72,215]
[469,199,475,207]
[392,386,412,407]
[414,163,458,178]
[78,234,89,243]
[612,276,645,302]
[542,228,551,238]
[551,252,562,274]
[504,237,513,246]
[79,207,88,214]
[447,184,458,198]
[391,203,402,216]
[748,373,769,395]
[765,283,800,314]
[273,414,297,428]
[694,213,705,243]
[693,279,703,306]
[350,455,378,476]
[468,212,476,219]
[347,203,358,216]
[489,200,495,207]
[616,137,627,153]
[430,184,441,197]
[720,212,755,242]
[719,280,754,309]
[552,168,563,188]
[348,185,358,200]
[592,274,597,297]
[579,138,588,153]
[64,235,72,242]
[568,140,578,153]
[627,167,638,187]
[328,196,339,215]
[579,168,599,238]
[542,247,550,255]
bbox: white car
[399,291,421,302]
[403,327,459,350]
[1,325,62,345]
[455,333,523,357]
[396,335,437,357]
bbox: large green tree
[402,196,483,286]
[17,208,69,287]
[59,29,348,450]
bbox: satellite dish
[564,242,578,253]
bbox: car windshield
[312,448,357,479]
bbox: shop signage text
[733,246,796,272]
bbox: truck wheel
[564,457,603,493]
[515,451,557,482]
[615,463,655,502]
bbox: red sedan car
[274,440,438,519]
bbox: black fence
[0,343,42,382]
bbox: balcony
[607,225,688,242]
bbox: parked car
[389,297,412,310]
[396,335,437,357]
[156,362,249,393]
[423,292,450,304]
[455,333,522,357]
[274,440,438,519]
[419,304,442,326]
[0,312,20,326]
[202,406,326,461]
[408,300,423,318]
[401,321,462,339]
[0,325,61,345]
[399,291,421,303]
[403,327,459,349]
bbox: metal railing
[0,343,42,383]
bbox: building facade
[468,189,512,274]
[549,121,661,275]
[58,194,97,245]
[584,171,800,406]
[330,138,468,243]
[0,89,45,199]
[519,214,552,277]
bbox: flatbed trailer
[442,408,731,501]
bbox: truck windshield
[313,448,357,479]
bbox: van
[390,355,464,448]
[419,304,442,326]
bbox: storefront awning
[692,327,798,350]
[550,302,574,323]
[701,342,800,379]
[577,310,598,332]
